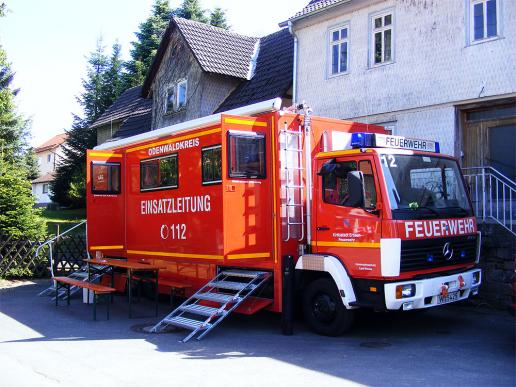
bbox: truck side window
[91,162,120,194]
[322,161,356,205]
[359,160,377,209]
[202,145,222,185]
[140,154,178,191]
[228,133,266,179]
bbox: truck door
[221,114,273,263]
[86,150,125,257]
[314,155,382,277]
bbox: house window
[376,121,397,135]
[140,154,178,191]
[228,132,266,179]
[91,162,121,194]
[42,183,49,194]
[166,87,175,113]
[47,154,52,163]
[470,0,499,42]
[177,80,187,109]
[165,80,188,114]
[371,11,393,65]
[329,25,349,75]
[202,145,222,185]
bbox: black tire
[302,277,354,336]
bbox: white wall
[32,182,52,205]
[294,0,516,155]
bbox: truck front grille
[400,235,477,272]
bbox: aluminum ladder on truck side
[280,122,305,241]
[150,269,271,342]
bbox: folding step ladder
[280,123,305,241]
[38,265,110,300]
[150,269,271,342]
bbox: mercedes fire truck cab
[304,132,481,335]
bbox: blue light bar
[350,132,440,153]
[351,133,375,148]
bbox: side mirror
[317,159,337,176]
[345,171,365,207]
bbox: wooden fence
[0,233,87,278]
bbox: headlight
[472,271,481,285]
[396,284,415,299]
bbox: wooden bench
[158,279,192,306]
[53,277,116,320]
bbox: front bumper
[384,269,482,310]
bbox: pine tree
[79,39,110,123]
[0,46,31,168]
[174,0,208,23]
[0,39,45,239]
[102,42,124,106]
[209,7,229,29]
[124,0,171,88]
[51,41,124,207]
[0,162,45,240]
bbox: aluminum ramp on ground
[150,269,271,342]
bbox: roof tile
[216,29,293,113]
[174,17,258,79]
[34,133,68,153]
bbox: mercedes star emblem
[443,242,454,260]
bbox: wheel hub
[312,293,336,323]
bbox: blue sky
[0,0,307,146]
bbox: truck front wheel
[302,277,354,336]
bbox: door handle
[316,226,330,231]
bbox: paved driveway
[0,280,514,387]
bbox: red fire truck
[87,98,481,341]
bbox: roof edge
[279,0,351,27]
[95,98,282,151]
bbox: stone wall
[478,223,515,310]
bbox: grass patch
[41,208,86,235]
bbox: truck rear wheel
[302,277,354,336]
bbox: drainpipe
[288,21,298,103]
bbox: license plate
[437,291,459,304]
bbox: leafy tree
[51,41,123,207]
[209,7,229,29]
[124,0,171,88]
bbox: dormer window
[165,79,188,114]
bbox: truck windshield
[379,153,472,219]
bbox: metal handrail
[462,166,515,236]
[463,166,515,188]
[35,220,89,278]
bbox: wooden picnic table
[84,258,165,318]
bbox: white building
[285,0,515,178]
[32,133,68,206]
